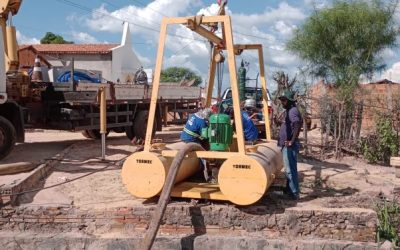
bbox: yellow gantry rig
[121,2,283,207]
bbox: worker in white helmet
[181,108,213,149]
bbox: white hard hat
[202,108,213,119]
[244,98,256,108]
[195,108,213,119]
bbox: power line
[97,0,165,28]
[234,31,287,43]
[129,0,168,18]
[146,40,196,69]
[60,1,290,51]
[55,0,204,42]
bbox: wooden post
[390,157,400,178]
[163,105,168,127]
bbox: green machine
[201,113,233,151]
[238,60,247,102]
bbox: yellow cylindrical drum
[218,141,283,205]
[122,142,200,198]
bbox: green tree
[287,0,398,88]
[40,32,74,44]
[160,67,202,86]
[287,0,399,145]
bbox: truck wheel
[125,125,135,140]
[83,129,109,140]
[0,116,16,160]
[112,127,125,133]
[133,110,156,140]
[81,130,92,139]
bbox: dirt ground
[2,127,399,211]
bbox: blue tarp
[57,71,101,83]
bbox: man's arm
[289,108,302,145]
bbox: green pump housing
[201,113,233,151]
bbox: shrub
[361,118,399,165]
[376,200,400,247]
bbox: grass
[376,199,400,247]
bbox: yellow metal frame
[143,15,272,157]
[0,0,22,72]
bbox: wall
[44,54,113,81]
[309,81,400,133]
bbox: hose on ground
[141,142,204,250]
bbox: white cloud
[197,3,220,16]
[382,62,400,82]
[71,31,99,43]
[82,0,200,36]
[233,2,306,28]
[303,0,328,9]
[164,54,200,73]
[274,21,296,36]
[136,52,151,67]
[381,48,396,60]
[16,30,40,44]
[68,1,306,87]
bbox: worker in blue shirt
[227,104,259,142]
[181,108,212,181]
[241,99,259,141]
[181,108,212,148]
[241,110,258,142]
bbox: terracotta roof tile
[19,44,118,55]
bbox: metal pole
[71,57,76,91]
[101,134,106,160]
[100,87,107,160]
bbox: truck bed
[52,83,202,103]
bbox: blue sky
[14,0,400,89]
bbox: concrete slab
[0,231,379,250]
[1,129,399,245]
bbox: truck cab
[0,26,25,160]
[218,87,273,118]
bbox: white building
[18,23,142,83]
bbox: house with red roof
[18,23,142,83]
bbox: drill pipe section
[218,141,283,205]
[121,142,201,198]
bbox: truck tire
[82,129,109,140]
[0,116,17,160]
[81,130,92,139]
[133,110,156,140]
[125,125,135,140]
